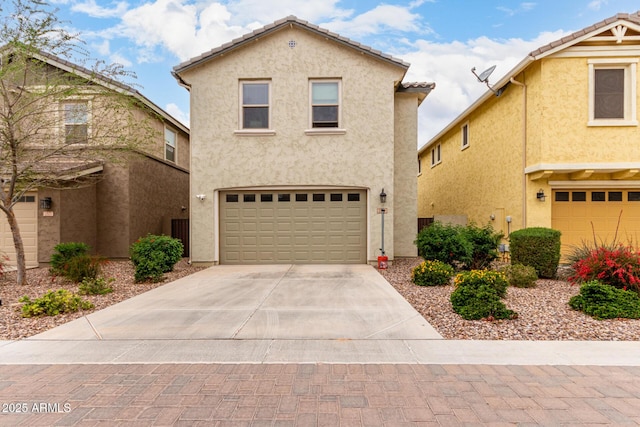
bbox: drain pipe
[510,77,527,228]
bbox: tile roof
[530,11,640,57]
[173,15,411,74]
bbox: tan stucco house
[173,16,434,265]
[0,51,190,267]
[417,11,640,256]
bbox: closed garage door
[220,189,367,264]
[0,193,38,268]
[552,189,640,254]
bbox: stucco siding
[96,164,131,258]
[182,26,407,263]
[394,94,418,256]
[129,156,189,243]
[60,186,97,252]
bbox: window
[260,194,273,202]
[243,194,256,202]
[295,194,308,202]
[591,191,606,202]
[313,193,325,202]
[226,194,239,203]
[629,192,640,202]
[461,122,469,149]
[588,59,638,126]
[609,191,623,201]
[164,128,176,162]
[241,81,270,129]
[417,157,421,174]
[278,194,290,202]
[572,191,586,202]
[430,144,441,167]
[347,193,360,202]
[330,193,342,202]
[63,102,88,144]
[310,80,340,128]
[555,192,569,202]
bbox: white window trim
[61,99,91,145]
[588,58,638,127]
[164,127,177,163]
[306,79,345,134]
[238,80,272,133]
[430,144,441,167]
[461,122,470,150]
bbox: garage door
[551,189,640,254]
[220,189,367,264]
[0,193,38,268]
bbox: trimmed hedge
[510,227,561,279]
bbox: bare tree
[0,0,156,285]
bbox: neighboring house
[0,51,190,267]
[173,16,434,265]
[417,11,640,255]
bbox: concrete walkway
[1,264,640,425]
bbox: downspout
[510,77,527,228]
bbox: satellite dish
[472,65,496,83]
[471,65,499,95]
[478,65,496,83]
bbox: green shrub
[412,260,455,286]
[569,281,640,320]
[19,289,94,318]
[78,276,114,295]
[450,270,516,320]
[500,263,538,288]
[510,227,561,279]
[459,223,503,270]
[64,255,105,283]
[130,234,183,283]
[50,242,90,275]
[415,222,472,268]
[568,245,640,294]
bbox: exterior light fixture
[196,194,206,201]
[536,189,546,202]
[40,197,52,210]
[379,188,387,204]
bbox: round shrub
[500,263,538,288]
[50,242,90,275]
[509,227,561,279]
[459,223,503,270]
[450,270,516,320]
[414,222,472,268]
[569,280,640,320]
[64,254,105,283]
[130,234,183,283]
[412,260,455,286]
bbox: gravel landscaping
[1,257,639,341]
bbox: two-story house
[0,50,190,267]
[173,16,434,265]
[418,11,640,256]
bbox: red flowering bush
[569,245,640,294]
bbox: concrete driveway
[29,264,440,341]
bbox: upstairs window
[430,144,441,167]
[164,128,176,162]
[311,80,340,128]
[588,59,637,126]
[63,102,88,144]
[241,81,270,129]
[461,122,469,149]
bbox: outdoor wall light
[536,189,546,202]
[196,194,206,201]
[40,197,52,210]
[379,188,387,204]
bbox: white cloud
[110,52,132,67]
[72,0,129,18]
[497,2,537,16]
[588,0,608,11]
[322,4,430,38]
[165,102,190,126]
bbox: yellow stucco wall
[418,49,640,240]
[179,25,418,263]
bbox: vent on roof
[288,40,297,48]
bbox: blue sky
[15,0,640,144]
